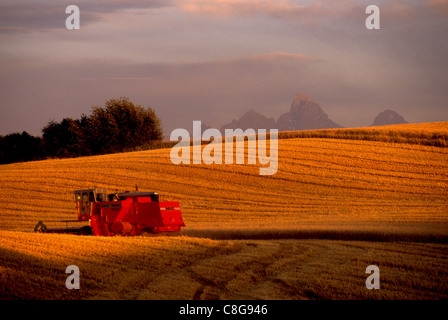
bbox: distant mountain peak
[371,110,408,126]
[292,92,313,105]
[240,108,260,120]
[278,92,342,131]
[220,109,277,133]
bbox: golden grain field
[0,122,447,299]
[1,231,447,300]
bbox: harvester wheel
[34,221,47,233]
[79,226,92,236]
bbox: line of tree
[0,97,163,164]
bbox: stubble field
[0,122,447,299]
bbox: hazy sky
[1,0,447,136]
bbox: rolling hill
[0,122,447,300]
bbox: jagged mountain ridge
[277,92,342,131]
[206,93,409,135]
[220,109,277,133]
[220,92,342,133]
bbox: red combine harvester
[34,188,185,236]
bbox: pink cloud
[213,52,320,65]
[178,0,448,24]
[177,0,334,21]
[179,0,295,16]
[427,0,448,15]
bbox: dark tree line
[0,132,43,164]
[0,97,163,164]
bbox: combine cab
[34,188,185,236]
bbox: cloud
[1,1,447,136]
[0,51,320,135]
[0,0,173,33]
[81,52,318,84]
[177,0,336,23]
[426,0,448,15]
[2,0,444,35]
[0,3,72,32]
[179,0,300,16]
[178,0,448,26]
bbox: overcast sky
[1,0,447,136]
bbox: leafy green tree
[86,106,120,155]
[0,131,43,164]
[42,118,83,158]
[6,97,164,163]
[87,97,163,154]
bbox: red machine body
[73,188,185,236]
